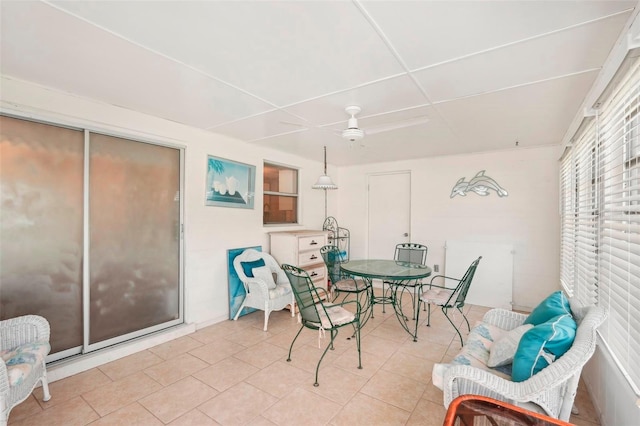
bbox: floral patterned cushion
[431,321,510,389]
[0,341,50,386]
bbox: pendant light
[312,146,338,190]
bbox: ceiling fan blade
[365,116,430,135]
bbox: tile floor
[8,295,601,426]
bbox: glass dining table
[340,259,432,341]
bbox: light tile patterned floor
[8,294,601,425]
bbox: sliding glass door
[0,115,183,358]
[88,133,182,349]
[0,116,85,355]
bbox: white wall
[583,339,640,425]
[336,146,561,311]
[0,76,335,330]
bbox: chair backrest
[282,264,326,324]
[394,243,428,265]
[320,244,344,284]
[446,256,482,308]
[233,249,287,285]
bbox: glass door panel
[0,116,84,355]
[88,133,181,346]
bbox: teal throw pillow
[524,291,571,326]
[512,313,577,382]
[241,258,266,278]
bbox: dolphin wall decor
[450,170,508,198]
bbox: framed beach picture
[205,155,256,208]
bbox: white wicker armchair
[1,315,52,425]
[439,302,606,422]
[232,249,295,331]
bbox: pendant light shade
[312,146,338,190]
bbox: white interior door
[367,172,411,259]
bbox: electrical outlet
[434,264,439,272]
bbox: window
[560,57,640,394]
[263,162,298,225]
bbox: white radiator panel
[445,241,513,310]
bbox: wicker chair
[232,249,295,331]
[437,301,607,422]
[1,315,51,425]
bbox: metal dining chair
[418,256,482,346]
[281,264,362,387]
[380,243,428,315]
[320,245,371,327]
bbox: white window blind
[560,119,599,306]
[560,147,576,295]
[597,60,640,389]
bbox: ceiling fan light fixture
[342,105,364,143]
[342,127,364,142]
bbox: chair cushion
[240,258,266,278]
[420,287,454,305]
[0,341,50,386]
[524,290,571,326]
[333,278,367,292]
[512,313,577,382]
[252,265,277,289]
[314,303,355,328]
[269,284,291,298]
[488,324,534,368]
[432,321,510,389]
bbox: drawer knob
[310,240,318,245]
[310,254,317,260]
[310,272,318,277]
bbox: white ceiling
[1,1,638,166]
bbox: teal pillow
[512,313,577,382]
[240,258,265,278]
[524,291,571,326]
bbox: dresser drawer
[305,265,326,282]
[298,249,321,267]
[298,235,324,251]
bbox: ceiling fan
[278,105,430,146]
[337,105,430,146]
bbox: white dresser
[269,230,329,294]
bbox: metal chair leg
[443,307,464,346]
[314,328,338,387]
[458,306,471,332]
[287,325,305,362]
